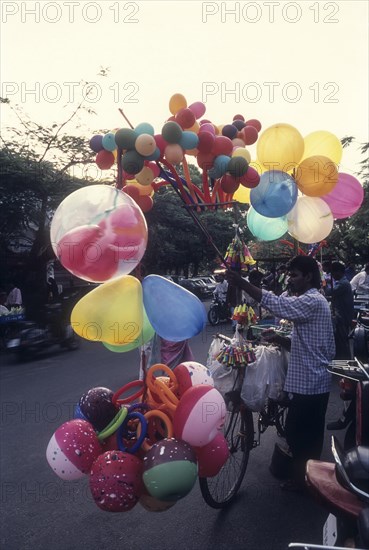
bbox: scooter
[6,298,80,361]
[207,297,232,326]
[303,435,369,548]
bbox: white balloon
[287,196,333,244]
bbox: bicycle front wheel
[199,405,254,508]
[208,306,220,326]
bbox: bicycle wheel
[208,306,220,326]
[199,403,254,508]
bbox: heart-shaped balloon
[142,275,207,342]
[71,275,143,345]
[103,307,155,353]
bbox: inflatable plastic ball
[79,387,117,432]
[173,361,214,398]
[173,385,226,447]
[195,432,230,477]
[89,451,144,512]
[139,492,177,512]
[46,419,102,481]
[143,438,197,501]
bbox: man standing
[330,261,355,360]
[227,255,335,491]
[350,263,369,295]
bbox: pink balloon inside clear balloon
[195,432,230,477]
[321,173,364,219]
[188,101,206,119]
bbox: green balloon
[102,309,155,353]
[143,461,198,501]
[114,128,138,149]
[247,206,288,241]
[161,121,183,144]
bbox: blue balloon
[250,170,298,218]
[142,275,207,342]
[145,147,161,161]
[90,134,104,153]
[74,403,88,421]
[209,155,231,179]
[247,207,288,241]
[135,122,155,136]
[179,131,199,151]
[102,132,117,152]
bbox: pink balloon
[195,433,230,477]
[188,101,206,119]
[321,173,364,219]
[146,161,160,178]
[154,134,168,156]
[199,123,215,135]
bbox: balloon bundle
[231,304,257,327]
[216,340,256,368]
[88,93,364,243]
[46,361,231,512]
[224,235,256,271]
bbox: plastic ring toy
[153,378,179,411]
[137,410,173,452]
[112,380,144,406]
[117,412,147,454]
[146,364,178,393]
[97,407,128,441]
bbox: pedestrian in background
[330,261,355,360]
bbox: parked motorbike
[6,294,82,361]
[207,298,231,326]
[304,435,369,548]
[327,310,369,450]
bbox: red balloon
[123,185,140,202]
[220,174,239,194]
[96,150,115,170]
[197,131,215,153]
[239,166,260,188]
[197,152,215,170]
[233,114,245,121]
[137,195,153,213]
[175,108,196,130]
[242,125,259,146]
[154,134,168,156]
[212,136,233,157]
[245,119,262,132]
[195,433,230,477]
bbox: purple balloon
[321,173,364,219]
[89,135,104,153]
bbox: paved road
[0,315,345,550]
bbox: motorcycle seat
[306,460,366,519]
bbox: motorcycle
[207,297,232,326]
[6,294,82,361]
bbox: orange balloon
[169,93,187,115]
[296,155,338,197]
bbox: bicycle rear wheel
[199,403,254,508]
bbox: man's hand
[225,270,245,288]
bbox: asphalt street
[0,310,345,550]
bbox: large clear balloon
[321,173,364,219]
[50,185,148,283]
[247,207,288,241]
[250,170,298,218]
[287,196,334,243]
[256,123,304,172]
[301,130,343,165]
[142,275,207,342]
[71,275,143,346]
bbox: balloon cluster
[89,93,364,244]
[247,126,364,243]
[46,362,230,512]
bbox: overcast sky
[1,0,368,175]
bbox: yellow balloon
[250,159,267,175]
[296,155,338,197]
[136,166,154,186]
[126,179,154,196]
[257,123,304,172]
[232,148,251,163]
[287,196,333,244]
[169,93,187,115]
[233,185,250,204]
[71,275,143,345]
[302,131,342,165]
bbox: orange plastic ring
[137,410,173,452]
[153,378,179,411]
[146,364,178,393]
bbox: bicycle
[199,333,289,508]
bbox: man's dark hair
[331,261,346,275]
[288,255,322,290]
